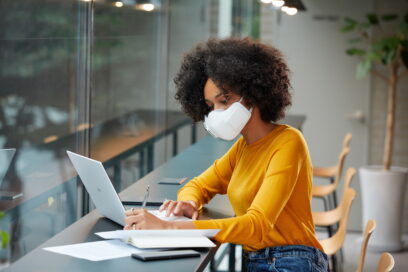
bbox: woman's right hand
[159,200,199,220]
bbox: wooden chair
[318,188,356,272]
[313,167,356,237]
[313,147,350,212]
[356,219,376,272]
[313,133,352,211]
[377,253,395,272]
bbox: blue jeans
[244,245,328,272]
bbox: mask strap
[238,97,253,113]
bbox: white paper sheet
[127,236,215,248]
[95,229,220,241]
[43,240,155,261]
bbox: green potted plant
[0,211,9,268]
[341,13,408,251]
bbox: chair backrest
[343,167,356,192]
[333,147,350,188]
[319,188,356,255]
[356,219,377,272]
[342,133,353,149]
[312,133,352,179]
[377,253,395,272]
[313,168,356,226]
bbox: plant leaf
[366,14,379,25]
[373,37,400,52]
[0,231,9,248]
[382,49,396,65]
[367,52,382,62]
[356,60,372,78]
[341,17,358,32]
[341,24,356,32]
[381,14,398,21]
[346,48,366,56]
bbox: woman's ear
[240,97,252,109]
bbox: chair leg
[322,196,330,211]
[241,250,247,272]
[338,248,344,269]
[330,192,340,233]
[229,244,236,272]
[331,253,338,272]
[326,225,333,237]
[209,257,216,272]
[328,177,337,211]
[332,191,338,209]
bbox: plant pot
[359,166,408,252]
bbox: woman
[124,38,328,272]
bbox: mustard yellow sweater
[177,125,322,251]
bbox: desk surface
[5,136,234,272]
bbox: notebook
[96,229,220,249]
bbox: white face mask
[204,98,253,141]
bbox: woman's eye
[220,95,230,105]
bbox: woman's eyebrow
[205,92,224,103]
[214,92,224,99]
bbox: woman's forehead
[203,79,223,101]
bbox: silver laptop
[0,148,16,187]
[66,151,126,226]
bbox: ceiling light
[284,7,298,15]
[272,0,285,7]
[260,0,274,3]
[142,3,154,11]
[114,1,123,7]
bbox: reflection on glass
[0,149,22,201]
[0,0,225,266]
[0,0,84,263]
[0,149,16,187]
[90,0,167,192]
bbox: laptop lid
[0,148,16,188]
[66,151,126,226]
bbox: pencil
[141,185,150,208]
[179,177,188,185]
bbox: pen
[178,177,188,185]
[142,185,150,208]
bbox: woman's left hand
[124,209,171,230]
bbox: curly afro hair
[174,37,292,123]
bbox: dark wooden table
[5,136,235,272]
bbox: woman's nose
[213,105,222,110]
[213,104,227,111]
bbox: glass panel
[232,0,260,38]
[0,0,88,263]
[0,0,229,265]
[90,0,185,194]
